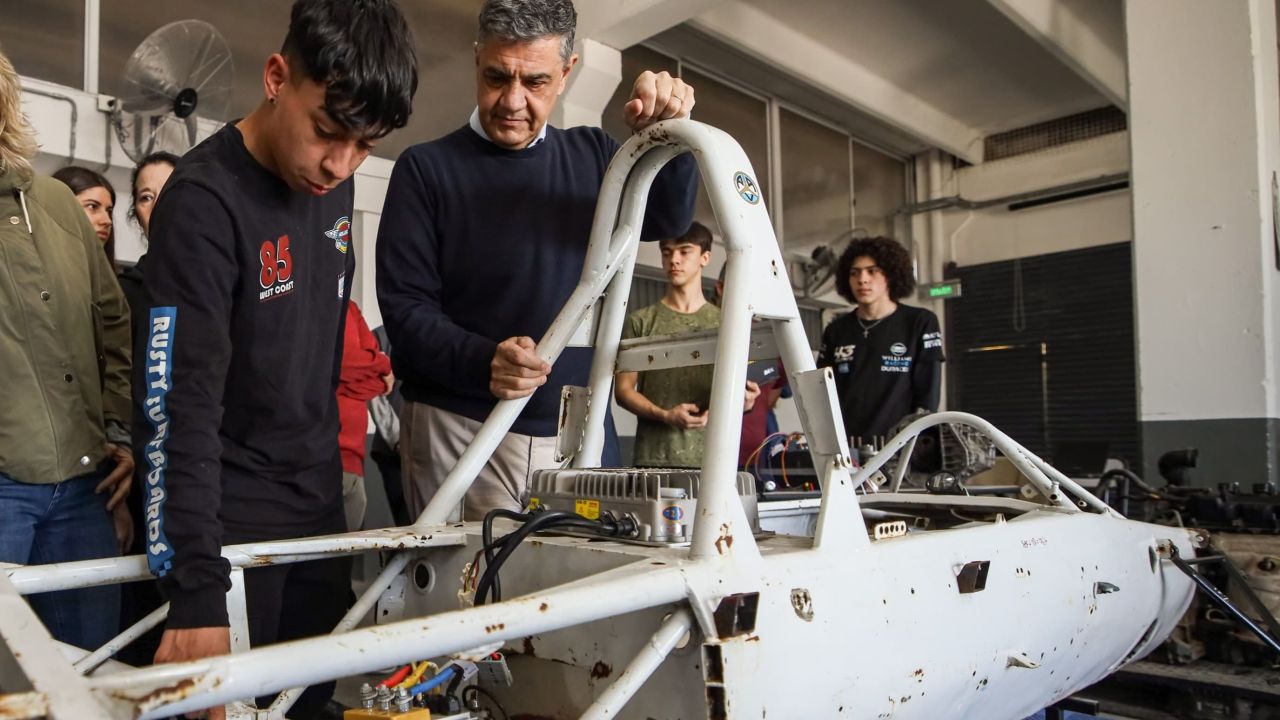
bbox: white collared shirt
[469,107,547,149]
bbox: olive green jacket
[0,165,131,484]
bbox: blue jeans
[0,469,121,651]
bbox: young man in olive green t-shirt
[616,222,758,467]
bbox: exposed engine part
[476,652,513,688]
[1164,544,1280,656]
[1085,450,1280,719]
[1160,448,1201,486]
[937,421,999,481]
[527,467,760,545]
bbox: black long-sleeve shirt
[135,125,354,628]
[376,124,697,437]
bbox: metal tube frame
[856,411,1120,517]
[0,120,1126,720]
[265,552,415,717]
[580,608,694,720]
[72,603,169,675]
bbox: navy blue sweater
[376,124,697,437]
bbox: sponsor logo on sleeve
[923,331,943,350]
[325,216,351,253]
[143,307,177,576]
[833,344,856,361]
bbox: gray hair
[477,0,577,64]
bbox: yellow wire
[397,661,438,689]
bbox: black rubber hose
[476,511,586,604]
[475,510,635,605]
[1100,467,1170,499]
[482,509,534,602]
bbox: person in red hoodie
[338,300,394,531]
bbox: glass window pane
[680,68,769,241]
[0,0,84,88]
[851,140,907,239]
[100,0,482,160]
[780,109,851,253]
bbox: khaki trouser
[341,471,367,532]
[400,401,558,522]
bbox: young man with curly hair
[817,236,944,448]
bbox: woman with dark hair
[116,152,179,350]
[53,165,117,268]
[128,151,179,236]
[817,236,945,449]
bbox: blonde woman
[0,45,133,650]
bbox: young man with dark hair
[818,236,944,449]
[378,0,699,518]
[616,222,758,467]
[135,1,417,716]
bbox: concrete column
[1127,0,1280,485]
[550,38,622,130]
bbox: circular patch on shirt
[734,171,761,205]
[890,342,908,356]
[326,216,351,253]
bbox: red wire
[378,665,412,687]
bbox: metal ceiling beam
[689,2,985,164]
[986,0,1128,109]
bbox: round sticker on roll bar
[734,171,761,204]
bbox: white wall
[940,132,1132,268]
[1126,0,1280,422]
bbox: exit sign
[921,280,962,300]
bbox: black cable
[476,511,583,604]
[482,509,534,602]
[1100,468,1168,497]
[477,508,606,597]
[445,670,465,710]
[464,685,510,720]
[474,511,635,605]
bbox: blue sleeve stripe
[142,307,178,577]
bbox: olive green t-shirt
[622,301,721,467]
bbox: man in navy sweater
[377,0,699,521]
[137,1,417,716]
